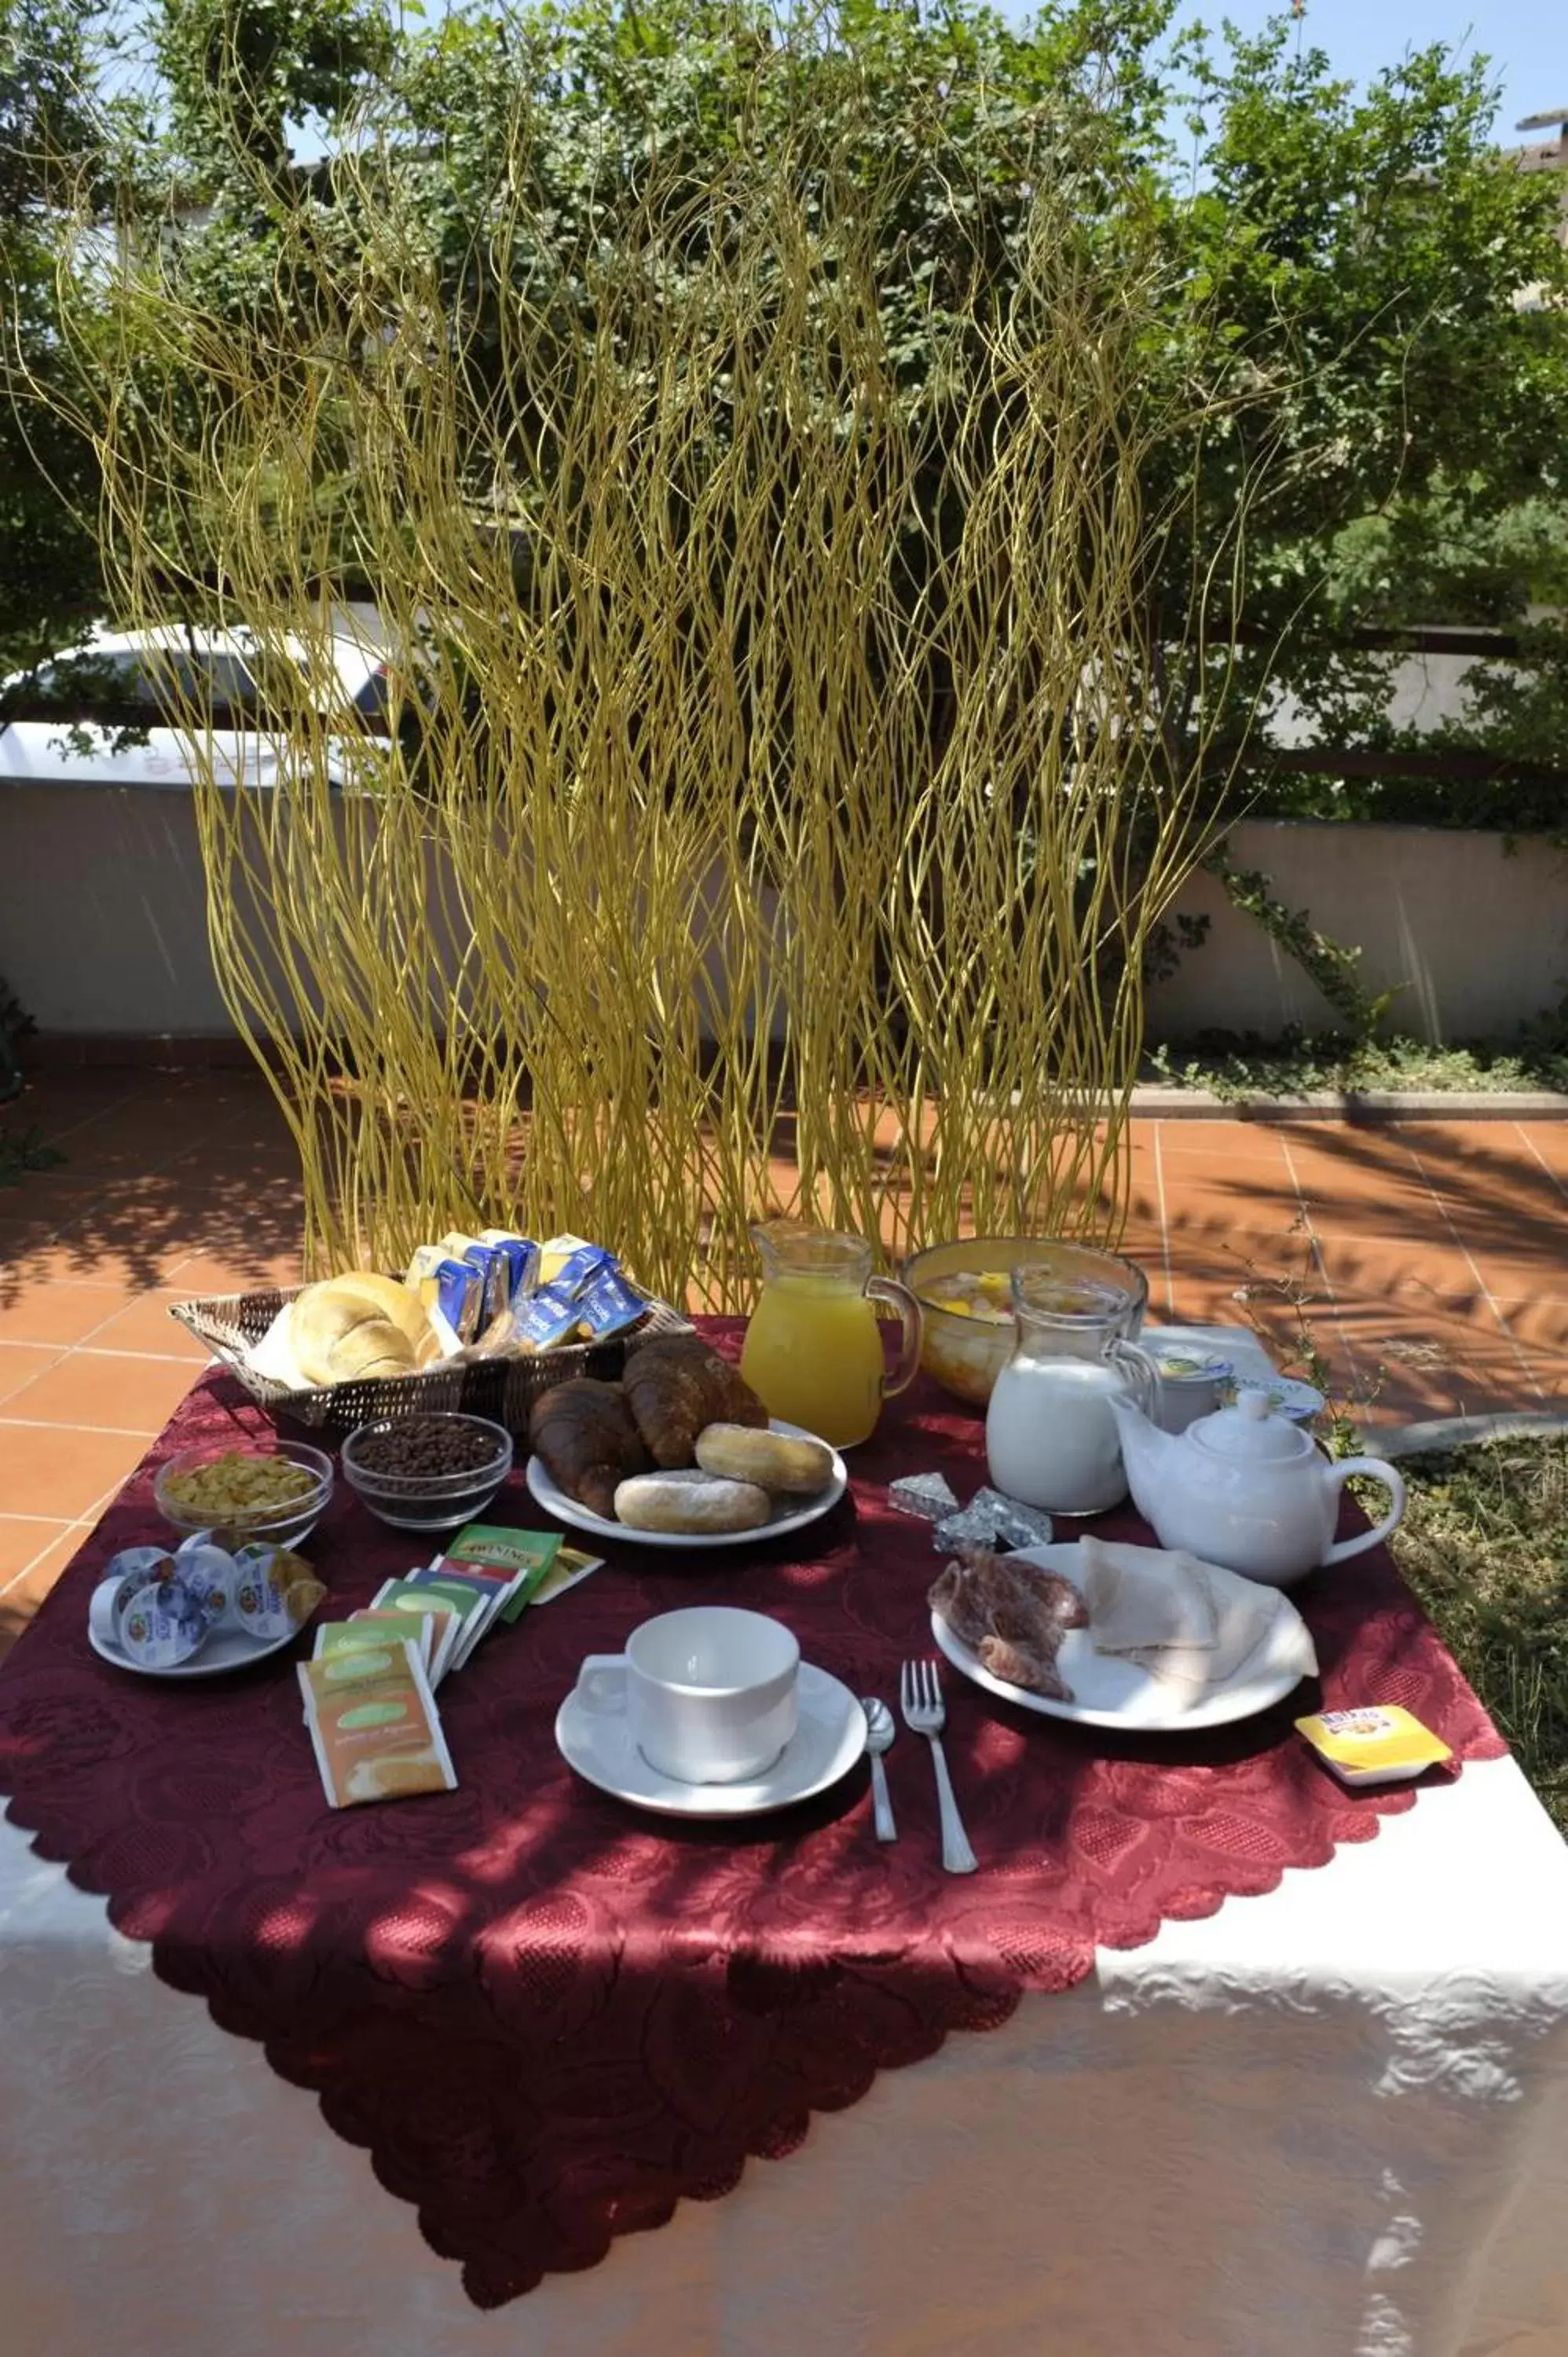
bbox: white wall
[1148,818,1568,1044]
[5,787,1565,1048]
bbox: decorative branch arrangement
[46,27,1269,1304]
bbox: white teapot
[1105,1388,1405,1589]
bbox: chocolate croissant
[621,1336,768,1468]
[530,1378,651,1519]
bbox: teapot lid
[1191,1388,1312,1463]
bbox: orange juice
[740,1274,888,1447]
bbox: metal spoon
[861,1697,898,1842]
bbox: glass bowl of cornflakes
[153,1439,334,1549]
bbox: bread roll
[294,1272,434,1385]
[694,1422,834,1495]
[612,1470,772,1534]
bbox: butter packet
[1295,1705,1453,1788]
[441,1524,562,1619]
[577,1265,647,1340]
[515,1281,584,1351]
[478,1230,540,1303]
[299,1640,456,1808]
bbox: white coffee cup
[575,1607,800,1785]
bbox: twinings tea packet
[1295,1705,1453,1788]
[299,1640,456,1808]
[442,1525,562,1621]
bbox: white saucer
[526,1418,848,1550]
[87,1617,304,1680]
[931,1541,1314,1733]
[555,1659,867,1817]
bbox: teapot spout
[1107,1387,1176,1526]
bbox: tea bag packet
[316,1611,435,1676]
[402,1567,514,1668]
[299,1640,456,1808]
[522,1545,605,1607]
[441,1525,563,1620]
[1296,1706,1453,1788]
[233,1544,327,1641]
[368,1582,464,1683]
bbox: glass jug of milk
[984,1255,1158,1516]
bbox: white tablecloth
[2,1755,1566,2357]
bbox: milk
[984,1355,1130,1516]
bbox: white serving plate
[555,1658,866,1818]
[525,1419,848,1551]
[87,1616,303,1681]
[930,1541,1314,1734]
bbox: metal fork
[900,1659,978,1875]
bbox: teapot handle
[1321,1459,1407,1565]
[867,1275,925,1400]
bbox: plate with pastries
[526,1332,847,1548]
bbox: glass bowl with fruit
[903,1237,1149,1406]
[154,1438,335,1549]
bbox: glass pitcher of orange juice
[739,1222,924,1448]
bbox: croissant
[621,1336,768,1468]
[530,1379,651,1519]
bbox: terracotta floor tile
[0,1279,139,1343]
[0,1343,66,1406]
[75,1294,215,1359]
[0,1351,198,1435]
[1309,1234,1482,1302]
[1152,1120,1295,1160]
[162,1246,305,1294]
[0,1516,74,1584]
[0,1424,143,1519]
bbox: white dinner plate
[526,1418,848,1550]
[555,1659,866,1818]
[87,1616,305,1681]
[930,1542,1314,1733]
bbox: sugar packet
[299,1640,456,1808]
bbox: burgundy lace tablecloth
[0,1323,1503,2308]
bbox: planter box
[1148,818,1568,1046]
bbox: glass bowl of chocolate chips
[340,1411,514,1530]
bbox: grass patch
[1143,1032,1568,1100]
[1393,1435,1568,1835]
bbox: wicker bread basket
[169,1285,694,1442]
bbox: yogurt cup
[90,1549,182,1652]
[115,1572,215,1669]
[1147,1346,1234,1434]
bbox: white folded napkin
[1079,1535,1317,1706]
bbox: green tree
[0,0,114,675]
